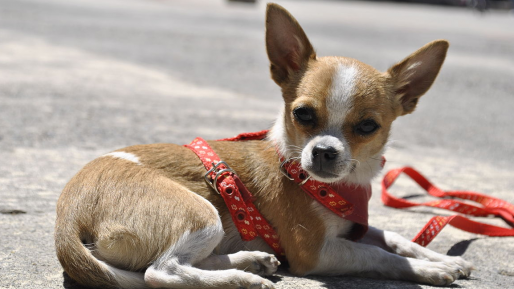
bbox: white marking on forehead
[103,151,141,165]
[327,64,358,128]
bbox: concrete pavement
[1,0,513,288]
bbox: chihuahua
[55,3,473,289]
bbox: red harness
[185,130,374,259]
[185,135,285,259]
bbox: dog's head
[266,3,448,185]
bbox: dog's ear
[387,40,449,116]
[266,3,316,86]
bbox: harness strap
[185,137,286,259]
[217,130,269,141]
[382,167,514,246]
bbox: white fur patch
[268,107,291,158]
[144,222,228,288]
[152,223,224,270]
[327,64,357,128]
[103,151,141,165]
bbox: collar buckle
[279,159,295,181]
[279,158,311,185]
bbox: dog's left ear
[387,40,449,116]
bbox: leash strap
[382,167,514,246]
[185,137,286,259]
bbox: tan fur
[56,3,464,288]
[55,146,221,287]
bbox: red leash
[382,167,514,246]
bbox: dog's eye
[355,119,379,135]
[293,107,316,125]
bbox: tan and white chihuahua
[55,3,473,289]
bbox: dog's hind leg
[144,220,276,289]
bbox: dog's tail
[55,224,147,289]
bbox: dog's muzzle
[301,135,351,182]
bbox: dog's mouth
[303,164,352,184]
[307,170,341,182]
[301,153,355,183]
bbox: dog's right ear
[266,3,316,86]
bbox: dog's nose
[312,144,338,161]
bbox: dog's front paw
[243,251,281,276]
[443,256,474,278]
[429,254,474,279]
[411,260,470,286]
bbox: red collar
[278,156,374,240]
[279,158,355,217]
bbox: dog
[55,3,473,289]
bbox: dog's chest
[311,201,355,238]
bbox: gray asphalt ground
[1,0,513,288]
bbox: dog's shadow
[62,272,92,289]
[62,272,284,289]
[447,238,478,256]
[274,268,424,289]
[285,271,468,289]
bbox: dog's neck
[268,107,384,186]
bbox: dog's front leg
[308,236,468,286]
[360,227,473,275]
